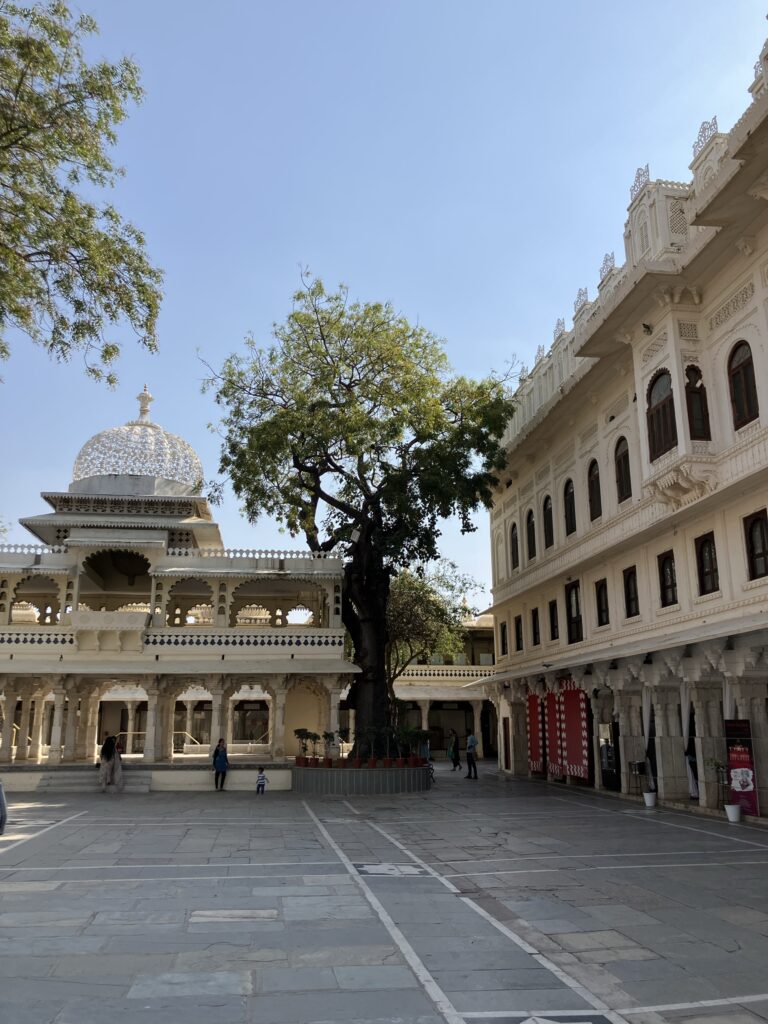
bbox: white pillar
[470,700,485,758]
[15,693,32,762]
[225,697,234,747]
[143,686,159,762]
[271,689,286,759]
[328,688,341,735]
[125,701,137,755]
[61,686,79,763]
[184,700,195,743]
[28,693,47,763]
[209,688,224,756]
[48,687,66,764]
[0,685,17,763]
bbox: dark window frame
[595,578,609,626]
[685,365,711,441]
[499,620,508,656]
[543,495,554,548]
[510,523,519,571]
[744,509,768,580]
[623,566,639,618]
[695,531,719,595]
[548,599,559,640]
[563,478,577,536]
[658,550,678,607]
[615,436,632,503]
[526,510,536,560]
[729,341,759,430]
[587,460,602,521]
[531,607,540,646]
[514,614,524,652]
[565,580,583,644]
[647,370,678,461]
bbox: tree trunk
[342,535,391,756]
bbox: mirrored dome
[70,387,204,496]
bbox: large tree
[210,275,513,743]
[0,1,162,383]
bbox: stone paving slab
[2,775,768,1023]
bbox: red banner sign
[725,719,760,817]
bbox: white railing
[0,630,75,646]
[165,547,337,560]
[399,664,495,680]
[0,543,67,555]
[144,628,345,649]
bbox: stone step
[36,771,152,793]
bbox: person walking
[98,734,122,793]
[212,738,230,791]
[255,766,269,796]
[465,731,478,780]
[447,728,462,772]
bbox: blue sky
[2,1,765,604]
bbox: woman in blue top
[212,738,230,790]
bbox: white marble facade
[487,40,768,817]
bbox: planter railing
[293,763,431,795]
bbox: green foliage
[209,273,514,731]
[0,1,162,383]
[292,727,310,754]
[386,559,478,692]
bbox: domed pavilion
[0,389,355,785]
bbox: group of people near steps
[212,738,268,794]
[446,729,479,779]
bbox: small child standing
[256,766,269,796]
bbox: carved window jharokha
[587,460,602,521]
[658,550,678,607]
[623,566,639,618]
[615,437,632,503]
[729,341,759,430]
[695,531,719,595]
[563,479,577,536]
[526,510,536,560]
[510,524,519,571]
[647,371,678,461]
[744,510,768,580]
[543,495,554,548]
[685,366,711,440]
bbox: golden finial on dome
[136,384,153,424]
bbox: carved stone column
[184,700,195,744]
[328,683,342,736]
[28,691,48,763]
[651,684,689,801]
[76,691,101,763]
[48,684,67,765]
[125,701,138,755]
[418,700,431,732]
[508,694,529,775]
[689,676,724,810]
[614,687,643,794]
[143,682,159,762]
[14,689,33,762]
[733,678,768,815]
[208,677,225,756]
[61,681,80,763]
[470,699,484,758]
[0,680,18,763]
[271,686,286,759]
[154,689,176,762]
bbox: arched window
[647,371,677,461]
[587,460,602,521]
[745,511,768,580]
[526,510,536,560]
[510,524,519,571]
[685,366,711,440]
[543,495,554,548]
[729,342,759,429]
[695,532,719,595]
[563,479,576,536]
[615,437,632,503]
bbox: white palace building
[487,40,768,819]
[0,387,358,784]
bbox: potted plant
[361,726,379,768]
[395,725,415,767]
[382,726,395,768]
[307,731,321,766]
[642,788,657,808]
[413,728,431,767]
[293,728,310,766]
[322,730,335,768]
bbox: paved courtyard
[2,766,768,1024]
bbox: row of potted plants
[293,726,431,769]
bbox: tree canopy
[209,274,514,738]
[0,1,162,383]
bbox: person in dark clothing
[447,728,462,771]
[212,738,230,790]
[465,731,478,779]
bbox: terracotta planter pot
[382,758,393,768]
[310,757,320,767]
[323,757,333,768]
[335,757,347,768]
[367,757,378,769]
[295,755,307,767]
[352,758,363,769]
[395,757,405,768]
[407,756,418,767]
